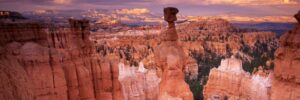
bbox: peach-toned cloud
[53,0,71,4]
[158,0,298,5]
[203,0,298,5]
[115,8,150,15]
[186,15,297,23]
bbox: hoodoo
[154,7,194,100]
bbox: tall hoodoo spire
[155,7,193,100]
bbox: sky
[0,0,299,16]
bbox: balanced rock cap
[295,10,300,23]
[164,7,179,22]
[161,7,179,41]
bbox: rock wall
[0,19,124,100]
[0,23,47,46]
[0,56,34,100]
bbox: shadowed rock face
[155,7,193,100]
[164,7,178,29]
[163,7,178,23]
[0,56,34,100]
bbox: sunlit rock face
[118,62,160,100]
[271,12,300,100]
[204,57,271,100]
[154,7,193,100]
[204,57,248,99]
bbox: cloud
[115,8,150,15]
[53,0,72,4]
[157,0,299,5]
[0,0,298,17]
[203,0,298,5]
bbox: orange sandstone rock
[155,7,193,100]
[204,56,271,100]
[0,19,125,100]
[118,62,160,100]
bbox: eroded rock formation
[118,62,160,100]
[154,7,193,100]
[242,32,276,48]
[204,56,271,100]
[0,19,124,100]
[0,9,287,100]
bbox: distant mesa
[0,11,26,21]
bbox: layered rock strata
[0,19,124,100]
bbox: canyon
[0,8,299,100]
[203,11,300,100]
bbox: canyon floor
[0,10,299,100]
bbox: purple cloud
[0,0,299,16]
